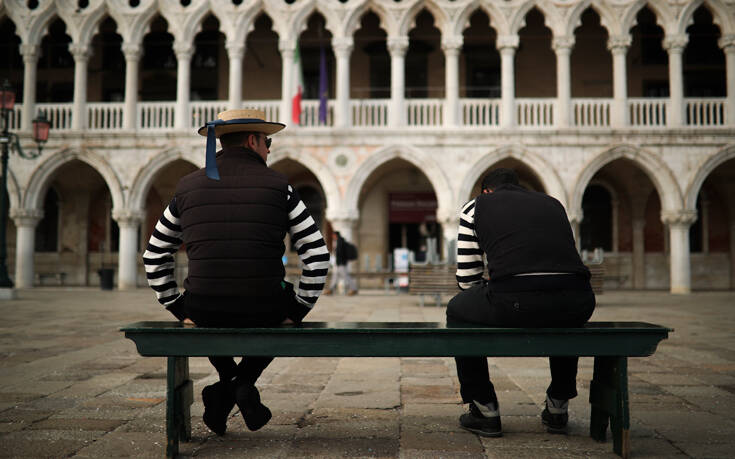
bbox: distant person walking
[324,231,358,296]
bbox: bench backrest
[122,321,670,359]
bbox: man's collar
[217,146,267,166]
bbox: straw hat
[197,108,285,137]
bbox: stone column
[611,198,619,252]
[438,210,460,264]
[631,218,646,289]
[388,36,409,128]
[70,44,90,130]
[20,44,39,132]
[10,209,43,289]
[226,42,245,110]
[114,209,144,290]
[552,36,574,128]
[567,211,583,251]
[662,211,697,294]
[122,43,140,130]
[279,40,295,125]
[701,197,709,254]
[329,217,359,246]
[442,36,463,127]
[333,37,354,129]
[730,222,735,289]
[498,35,519,129]
[174,42,193,130]
[664,35,688,127]
[719,35,735,125]
[608,36,631,128]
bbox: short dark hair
[481,168,519,191]
[219,131,259,148]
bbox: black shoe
[201,381,236,436]
[541,399,569,434]
[235,384,272,431]
[459,402,502,437]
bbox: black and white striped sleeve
[142,199,183,307]
[456,199,485,290]
[287,185,330,308]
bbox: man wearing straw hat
[143,109,330,436]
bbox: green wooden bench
[121,321,670,458]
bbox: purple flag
[318,45,328,124]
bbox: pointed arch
[128,148,199,212]
[342,145,453,221]
[289,1,341,41]
[3,168,21,212]
[453,0,509,37]
[212,0,267,46]
[106,0,158,46]
[15,2,59,48]
[158,0,211,47]
[565,0,619,37]
[620,0,675,35]
[24,148,124,212]
[571,145,682,218]
[268,148,341,214]
[398,0,449,37]
[344,1,393,38]
[677,0,734,36]
[55,0,108,47]
[509,0,563,36]
[457,146,567,210]
[685,145,735,211]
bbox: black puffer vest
[174,147,289,296]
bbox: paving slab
[0,288,734,458]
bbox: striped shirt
[143,184,329,311]
[456,199,485,289]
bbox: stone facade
[0,0,734,293]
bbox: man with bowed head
[143,109,330,436]
[450,168,595,437]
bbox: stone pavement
[1,288,734,458]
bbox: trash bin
[98,268,114,290]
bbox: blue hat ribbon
[204,118,267,180]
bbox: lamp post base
[0,287,16,300]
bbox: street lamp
[0,79,50,288]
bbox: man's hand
[182,318,195,325]
[281,318,295,325]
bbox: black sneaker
[235,384,272,431]
[459,401,502,437]
[541,397,569,434]
[201,381,236,436]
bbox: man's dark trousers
[447,274,595,405]
[183,285,299,386]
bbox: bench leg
[166,357,193,458]
[589,356,630,458]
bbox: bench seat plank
[122,321,669,358]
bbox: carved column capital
[497,34,519,52]
[226,41,245,59]
[122,42,142,60]
[10,208,44,227]
[441,35,464,55]
[332,37,354,57]
[661,210,698,227]
[173,42,193,60]
[20,44,39,62]
[719,34,735,52]
[607,35,632,54]
[69,43,91,60]
[278,39,296,54]
[387,36,409,57]
[663,34,688,53]
[112,209,145,227]
[552,36,575,54]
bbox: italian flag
[291,45,303,125]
